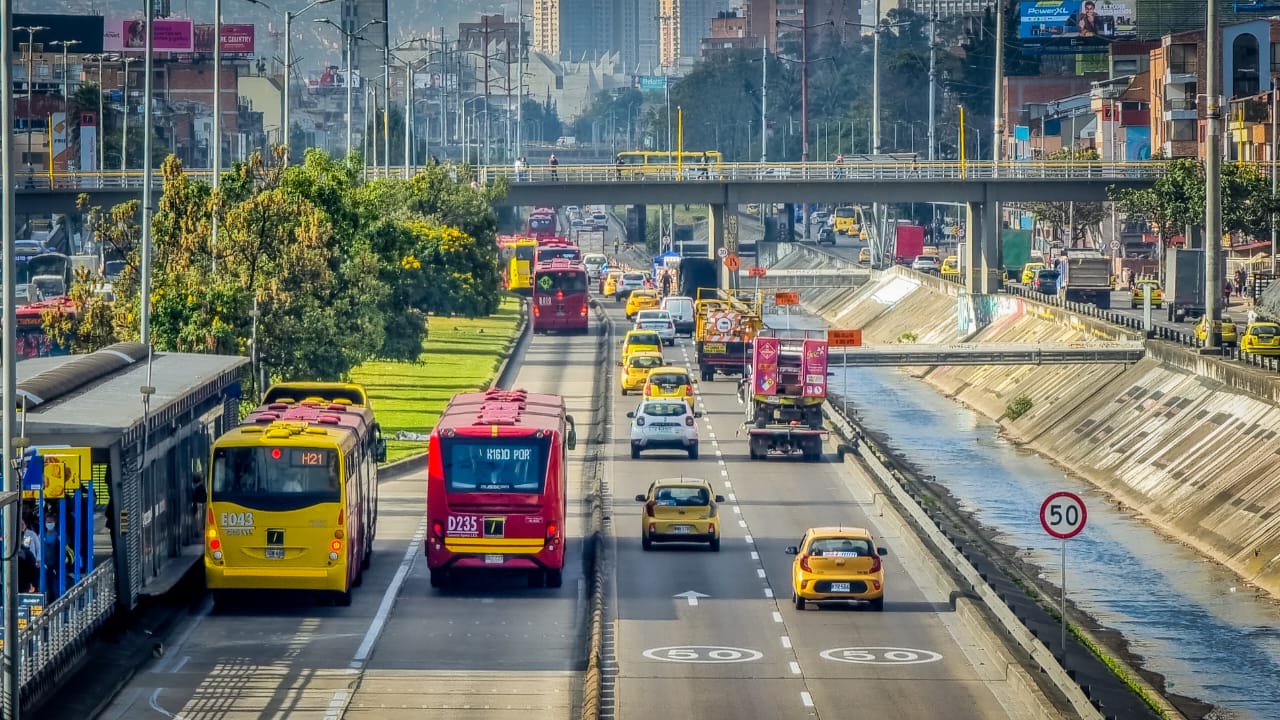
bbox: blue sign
[1019,1,1137,44]
[638,75,668,91]
[1235,1,1280,11]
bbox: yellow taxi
[602,270,623,296]
[1021,262,1046,284]
[1195,316,1239,346]
[940,256,959,275]
[786,526,888,611]
[620,352,666,394]
[625,289,661,319]
[635,477,723,552]
[642,366,695,407]
[1130,277,1163,308]
[857,247,871,263]
[1241,321,1280,355]
[621,329,664,368]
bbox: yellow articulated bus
[507,238,538,295]
[616,150,724,179]
[205,394,386,605]
[832,206,863,236]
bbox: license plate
[484,554,504,564]
[672,525,693,534]
[704,343,726,353]
[830,582,851,592]
[265,548,285,560]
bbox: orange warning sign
[774,291,800,306]
[828,329,863,347]
[723,253,741,271]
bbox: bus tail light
[533,306,541,317]
[546,523,558,540]
[334,528,345,539]
[338,509,345,526]
[329,538,343,561]
[206,523,223,561]
[431,521,444,540]
[580,305,588,317]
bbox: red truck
[893,224,926,265]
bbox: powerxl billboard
[1019,1,1137,52]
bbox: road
[599,298,1061,719]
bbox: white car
[660,296,696,337]
[628,400,701,459]
[615,272,647,299]
[911,255,940,273]
[634,310,676,346]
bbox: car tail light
[636,416,646,426]
[870,553,882,574]
[431,520,444,539]
[685,415,694,427]
[799,554,813,573]
[648,522,656,534]
[580,305,588,317]
[684,383,693,396]
[708,523,715,535]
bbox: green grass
[350,297,524,464]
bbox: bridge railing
[20,564,116,697]
[22,161,1171,191]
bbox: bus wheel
[545,569,563,589]
[211,590,234,611]
[527,570,545,588]
[333,590,353,607]
[429,568,447,589]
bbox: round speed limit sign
[1040,491,1087,539]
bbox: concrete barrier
[579,298,614,720]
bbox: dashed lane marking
[781,636,792,649]
[772,612,783,623]
[801,692,814,708]
[789,661,802,675]
[756,568,766,578]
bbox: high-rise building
[532,0,561,57]
[658,0,680,67]
[745,0,861,51]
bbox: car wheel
[709,537,720,552]
[688,445,699,460]
[793,593,806,610]
[868,595,885,611]
[642,535,652,551]
[621,388,628,396]
[631,446,640,459]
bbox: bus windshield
[529,216,555,232]
[835,207,856,218]
[537,271,588,293]
[212,446,340,509]
[515,245,535,261]
[539,247,581,262]
[441,436,552,493]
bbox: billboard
[104,17,195,52]
[194,23,255,53]
[13,14,105,54]
[1019,1,1137,48]
[637,75,668,90]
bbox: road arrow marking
[674,590,710,606]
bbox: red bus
[536,241,582,263]
[531,259,590,334]
[425,388,578,589]
[528,212,558,239]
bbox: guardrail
[20,565,116,696]
[18,160,1171,191]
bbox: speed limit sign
[1040,491,1087,539]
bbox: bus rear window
[211,446,340,510]
[537,271,588,293]
[529,217,554,231]
[441,437,552,494]
[835,207,855,218]
[539,247,582,262]
[515,246,535,261]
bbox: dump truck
[1000,229,1032,278]
[1055,250,1113,309]
[694,287,761,381]
[1165,248,1206,322]
[739,330,828,461]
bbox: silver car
[628,400,701,459]
[615,272,647,300]
[635,310,676,346]
[911,255,940,273]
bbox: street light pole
[992,0,1005,176]
[15,26,47,174]
[801,0,809,161]
[1271,76,1277,275]
[318,18,383,159]
[760,41,767,162]
[872,0,881,154]
[141,0,156,344]
[121,56,134,173]
[383,44,391,174]
[282,1,335,154]
[516,0,524,161]
[404,57,412,177]
[927,0,937,161]
[2,2,22,717]
[212,0,222,266]
[1204,0,1222,349]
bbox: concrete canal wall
[798,266,1280,598]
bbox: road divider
[580,297,614,720]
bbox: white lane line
[715,449,723,457]
[764,588,774,598]
[721,469,729,477]
[718,459,726,466]
[728,493,736,502]
[772,612,783,623]
[789,661,802,675]
[733,506,742,514]
[756,568,766,578]
[781,636,792,649]
[750,551,759,560]
[724,481,732,488]
[738,520,748,528]
[147,690,175,718]
[744,534,753,543]
[709,432,716,439]
[801,692,814,708]
[352,524,425,665]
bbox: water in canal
[765,314,1280,720]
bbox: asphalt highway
[600,297,1059,720]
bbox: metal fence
[19,564,116,697]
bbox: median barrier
[580,297,614,720]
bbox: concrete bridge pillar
[963,201,1002,294]
[707,203,739,289]
[635,205,647,249]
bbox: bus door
[207,443,347,592]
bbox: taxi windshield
[627,332,661,347]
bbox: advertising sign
[1018,1,1136,45]
[802,340,828,398]
[50,112,71,172]
[104,17,195,52]
[79,112,98,178]
[20,447,91,500]
[194,23,256,53]
[1125,126,1151,161]
[753,337,780,396]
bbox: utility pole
[800,0,809,161]
[213,0,222,264]
[872,0,881,154]
[992,0,1005,173]
[927,0,937,161]
[1204,0,1222,349]
[1271,75,1277,275]
[760,40,767,162]
[383,43,391,173]
[141,0,156,345]
[346,30,354,155]
[1,0,23,714]
[516,0,524,161]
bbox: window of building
[1272,43,1280,77]
[1233,34,1260,97]
[1168,43,1197,75]
[1169,120,1196,142]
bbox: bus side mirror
[374,437,387,463]
[566,415,578,450]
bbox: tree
[520,98,562,143]
[1025,147,1105,245]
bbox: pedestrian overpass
[830,341,1146,366]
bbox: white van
[660,295,696,337]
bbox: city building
[532,0,561,57]
[743,0,860,52]
[658,0,681,68]
[701,10,761,55]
